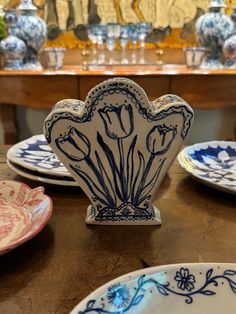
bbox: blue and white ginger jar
[223,8,236,68]
[196,0,233,68]
[0,10,26,70]
[16,0,47,69]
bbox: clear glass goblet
[119,25,129,64]
[137,22,152,64]
[106,37,116,64]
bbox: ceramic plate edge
[0,179,53,255]
[7,134,71,178]
[177,141,236,195]
[70,262,236,314]
[7,159,79,187]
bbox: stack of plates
[7,135,78,186]
[177,141,236,194]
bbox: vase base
[85,204,162,225]
[23,60,43,70]
[3,60,25,70]
[225,60,236,68]
[201,58,223,69]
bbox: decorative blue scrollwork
[44,78,194,223]
[78,267,236,313]
[56,101,170,222]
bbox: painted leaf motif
[157,286,169,296]
[86,300,96,309]
[138,275,145,286]
[223,270,236,276]
[132,294,144,306]
[229,280,236,293]
[199,290,216,296]
[206,268,213,280]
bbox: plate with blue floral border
[70,263,236,314]
[7,135,71,178]
[177,141,236,194]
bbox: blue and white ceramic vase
[0,10,26,70]
[223,8,236,68]
[16,0,47,69]
[44,78,194,225]
[196,0,233,69]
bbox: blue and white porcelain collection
[0,10,26,70]
[16,0,47,69]
[4,77,236,312]
[0,0,47,70]
[195,0,234,69]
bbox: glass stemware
[119,25,129,64]
[127,23,138,64]
[87,24,98,63]
[106,23,121,64]
[137,22,152,64]
[106,37,115,64]
[94,24,107,64]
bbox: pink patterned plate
[0,180,52,255]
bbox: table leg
[0,103,18,144]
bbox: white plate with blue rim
[177,141,236,194]
[70,263,236,314]
[7,135,71,178]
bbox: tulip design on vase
[44,78,194,225]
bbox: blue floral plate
[177,141,236,194]
[70,263,236,314]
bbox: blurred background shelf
[0,64,235,145]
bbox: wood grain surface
[0,145,235,313]
[1,66,236,144]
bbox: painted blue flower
[56,127,90,162]
[107,283,130,308]
[146,124,177,155]
[174,268,196,292]
[99,104,134,140]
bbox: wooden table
[1,65,236,144]
[0,145,235,313]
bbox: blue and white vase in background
[195,0,233,69]
[223,8,236,68]
[16,0,47,70]
[44,78,194,225]
[0,10,26,70]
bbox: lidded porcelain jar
[195,0,233,68]
[0,10,26,70]
[16,0,47,69]
[223,8,236,68]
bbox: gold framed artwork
[0,0,233,48]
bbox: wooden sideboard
[1,65,236,143]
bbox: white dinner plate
[7,135,71,178]
[8,160,78,187]
[0,180,52,255]
[177,141,236,194]
[71,263,236,314]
